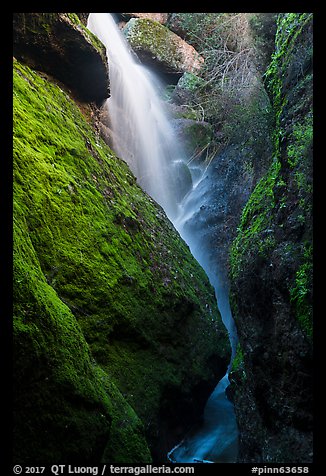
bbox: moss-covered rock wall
[13,40,230,464]
[229,13,313,462]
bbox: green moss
[289,244,313,338]
[65,12,105,54]
[231,343,244,372]
[286,111,313,212]
[231,12,313,336]
[13,205,113,463]
[287,114,313,168]
[66,13,80,25]
[265,14,313,337]
[177,72,206,92]
[232,13,313,267]
[264,13,313,155]
[14,58,229,461]
[230,159,280,279]
[14,198,152,463]
[176,109,199,121]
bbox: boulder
[123,18,204,76]
[13,13,109,104]
[13,58,230,463]
[121,13,169,24]
[171,71,206,105]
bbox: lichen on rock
[123,18,204,76]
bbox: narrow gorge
[12,12,313,468]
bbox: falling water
[87,12,238,463]
[87,12,187,221]
[166,177,239,463]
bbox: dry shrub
[170,13,276,144]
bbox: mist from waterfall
[87,12,238,464]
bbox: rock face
[123,18,204,76]
[13,13,109,104]
[228,13,313,462]
[13,48,230,465]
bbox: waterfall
[87,12,238,463]
[87,12,187,221]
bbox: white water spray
[87,13,186,220]
[87,12,238,463]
